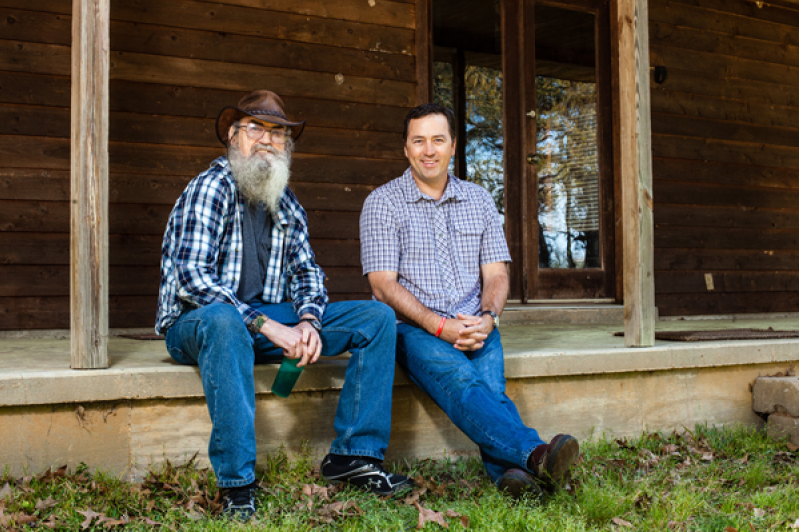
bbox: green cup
[272,357,304,398]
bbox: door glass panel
[535,5,600,269]
[434,61,505,221]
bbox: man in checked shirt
[156,90,411,522]
[360,103,579,500]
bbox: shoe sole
[498,470,544,501]
[323,476,413,497]
[543,435,579,490]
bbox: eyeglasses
[236,122,290,145]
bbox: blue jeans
[396,324,545,483]
[165,300,397,488]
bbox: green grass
[1,425,797,531]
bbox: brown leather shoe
[528,434,579,491]
[498,468,544,501]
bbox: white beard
[228,140,292,212]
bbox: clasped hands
[438,312,494,351]
[259,316,321,367]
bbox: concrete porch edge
[1,324,797,408]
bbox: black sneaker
[220,482,257,522]
[320,454,414,496]
[498,468,544,501]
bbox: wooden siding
[650,0,799,315]
[0,0,416,329]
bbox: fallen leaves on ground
[611,516,633,527]
[415,502,450,529]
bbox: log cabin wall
[0,0,416,330]
[650,0,799,315]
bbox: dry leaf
[737,454,749,465]
[402,487,428,506]
[667,521,682,530]
[77,509,101,530]
[753,508,765,518]
[724,527,738,532]
[35,496,60,510]
[447,509,469,528]
[415,502,449,530]
[0,483,12,502]
[788,518,799,529]
[40,514,59,529]
[701,452,714,461]
[661,444,679,454]
[612,517,633,528]
[787,442,799,452]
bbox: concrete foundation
[1,317,797,479]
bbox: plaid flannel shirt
[155,156,327,335]
[360,168,511,318]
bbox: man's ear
[403,144,409,159]
[228,126,237,145]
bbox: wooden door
[514,0,615,300]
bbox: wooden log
[658,0,799,30]
[70,0,109,368]
[209,0,415,29]
[650,68,799,109]
[653,184,799,215]
[656,291,799,316]
[656,226,799,250]
[617,0,655,347]
[0,41,416,107]
[653,113,799,150]
[653,158,799,189]
[653,135,799,170]
[651,19,799,69]
[0,73,409,133]
[653,44,799,89]
[0,7,416,81]
[654,248,799,272]
[655,271,799,294]
[650,0,799,47]
[0,0,415,54]
[651,91,799,133]
[0,265,160,296]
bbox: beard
[228,138,292,212]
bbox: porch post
[618,0,655,346]
[70,0,110,368]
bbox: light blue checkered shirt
[155,156,327,335]
[360,168,511,318]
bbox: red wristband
[435,316,446,338]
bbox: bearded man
[156,90,411,522]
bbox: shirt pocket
[452,217,484,278]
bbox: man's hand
[438,313,492,351]
[259,320,320,367]
[294,321,322,367]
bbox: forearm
[369,275,441,334]
[480,263,509,317]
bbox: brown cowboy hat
[215,90,306,146]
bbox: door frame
[504,0,617,302]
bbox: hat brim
[215,106,306,146]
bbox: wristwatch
[300,317,323,333]
[481,310,499,329]
[247,315,268,334]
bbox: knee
[199,303,248,337]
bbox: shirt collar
[401,167,466,204]
[213,156,292,228]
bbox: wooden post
[415,0,433,104]
[617,0,655,347]
[71,0,110,368]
